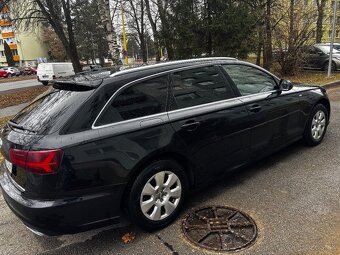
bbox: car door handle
[181,120,201,131]
[249,104,262,112]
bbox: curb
[322,81,340,90]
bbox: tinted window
[96,76,168,126]
[172,66,233,109]
[12,88,93,135]
[223,65,278,96]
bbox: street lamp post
[328,0,337,77]
[121,1,128,65]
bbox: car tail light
[9,149,63,175]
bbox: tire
[127,159,188,231]
[303,104,328,146]
[42,81,48,86]
[323,62,336,71]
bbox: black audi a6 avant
[0,58,330,235]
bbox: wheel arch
[316,98,331,122]
[120,150,196,210]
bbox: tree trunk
[157,0,174,60]
[316,0,326,43]
[145,0,160,62]
[206,0,213,55]
[256,28,263,66]
[263,0,272,70]
[61,0,82,72]
[4,41,14,66]
[97,0,120,65]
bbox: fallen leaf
[121,232,136,244]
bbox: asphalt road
[0,79,41,92]
[1,88,340,255]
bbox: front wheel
[303,104,328,146]
[323,62,336,71]
[127,159,188,231]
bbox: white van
[37,63,75,85]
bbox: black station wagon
[0,57,330,235]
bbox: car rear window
[11,88,93,135]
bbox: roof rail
[112,57,237,77]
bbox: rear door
[222,64,302,160]
[168,65,251,184]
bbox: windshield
[317,45,340,54]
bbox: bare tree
[273,0,315,75]
[125,0,148,63]
[11,0,82,72]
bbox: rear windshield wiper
[8,120,37,134]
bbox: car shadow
[31,141,307,254]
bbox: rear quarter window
[12,88,93,135]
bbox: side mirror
[279,79,293,91]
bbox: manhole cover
[182,206,257,252]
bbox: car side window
[171,66,234,109]
[222,64,278,96]
[96,75,168,126]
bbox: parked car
[315,42,340,52]
[18,66,38,75]
[18,67,34,75]
[0,70,9,78]
[0,67,21,77]
[37,62,75,85]
[28,66,37,75]
[0,57,330,236]
[303,45,340,71]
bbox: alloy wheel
[311,110,326,141]
[140,171,182,221]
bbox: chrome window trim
[92,70,172,130]
[91,90,279,131]
[91,62,282,131]
[168,97,243,121]
[92,112,169,130]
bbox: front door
[222,64,301,160]
[168,65,251,184]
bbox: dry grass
[282,71,340,85]
[0,86,48,109]
[244,57,340,86]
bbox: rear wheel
[42,81,48,86]
[127,159,188,231]
[303,104,328,146]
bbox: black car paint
[0,59,330,235]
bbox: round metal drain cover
[182,206,257,252]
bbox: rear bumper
[0,167,126,236]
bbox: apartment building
[0,5,49,67]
